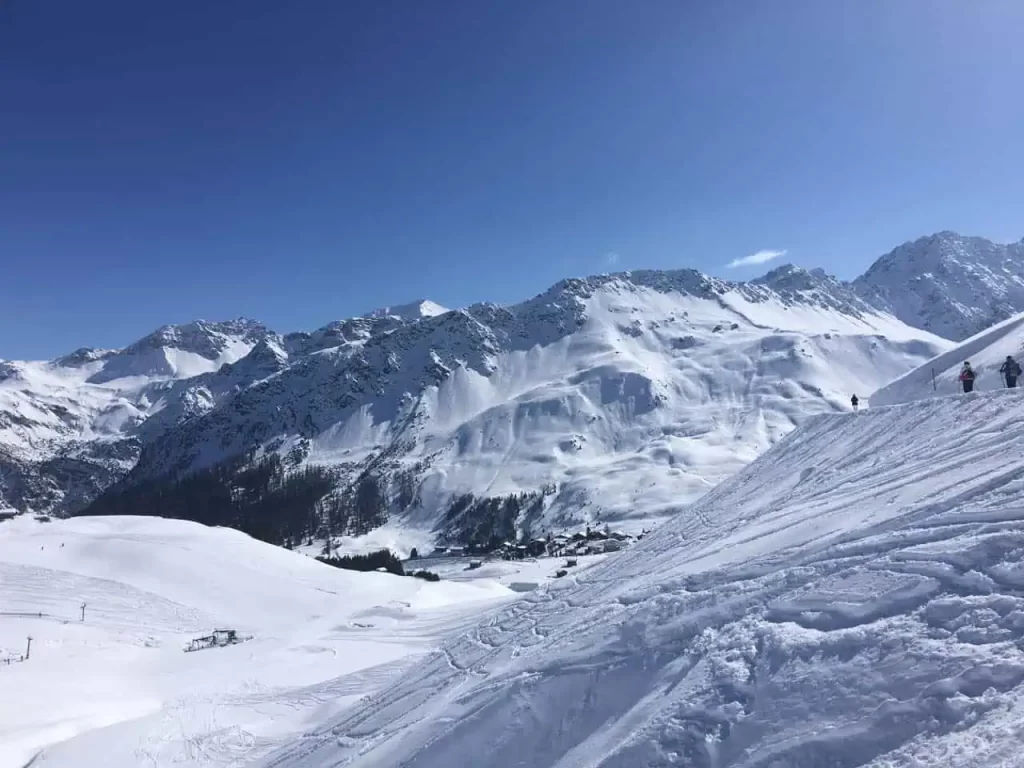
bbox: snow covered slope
[872,311,1024,407]
[0,515,510,768]
[263,390,1024,768]
[92,269,948,551]
[854,232,1024,341]
[0,320,271,515]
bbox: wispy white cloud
[727,249,787,269]
[604,251,621,267]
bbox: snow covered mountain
[0,320,271,514]
[16,231,1022,544]
[364,299,451,321]
[872,310,1024,407]
[64,267,945,553]
[261,390,1024,768]
[854,231,1024,341]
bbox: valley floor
[0,517,522,768]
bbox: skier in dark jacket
[959,362,976,393]
[999,356,1021,388]
[851,394,859,411]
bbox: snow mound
[0,515,512,768]
[872,311,1024,406]
[263,391,1024,768]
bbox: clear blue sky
[2,0,1022,359]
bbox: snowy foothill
[260,390,1024,768]
[872,310,1024,406]
[0,516,514,768]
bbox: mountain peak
[85,318,272,385]
[754,263,807,282]
[751,263,849,298]
[51,347,116,368]
[129,318,269,355]
[853,232,1024,340]
[364,300,450,321]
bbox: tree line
[83,449,548,554]
[441,490,546,551]
[82,451,392,547]
[317,548,440,581]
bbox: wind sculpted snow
[260,390,1024,768]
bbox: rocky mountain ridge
[3,230,1018,549]
[853,231,1024,341]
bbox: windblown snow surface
[0,517,514,768]
[872,311,1024,407]
[262,390,1024,768]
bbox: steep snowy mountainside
[0,319,270,455]
[103,269,949,550]
[265,390,1024,768]
[84,318,270,384]
[751,262,870,315]
[854,231,1024,341]
[0,319,273,515]
[872,311,1024,407]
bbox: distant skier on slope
[959,361,976,393]
[850,394,859,411]
[999,355,1021,388]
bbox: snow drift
[872,311,1024,407]
[263,390,1024,768]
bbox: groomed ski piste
[0,518,516,768]
[257,389,1024,768]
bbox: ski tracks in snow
[259,391,1024,768]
